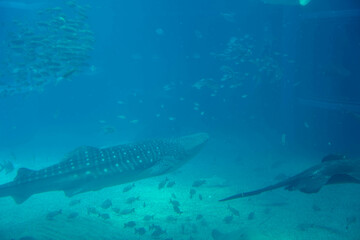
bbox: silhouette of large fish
[220,155,360,201]
[0,133,209,204]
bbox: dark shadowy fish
[211,229,225,240]
[143,215,155,221]
[158,178,168,189]
[87,207,98,215]
[67,212,79,219]
[46,209,62,221]
[0,133,209,204]
[247,212,255,220]
[346,216,357,230]
[125,196,140,204]
[166,181,176,188]
[192,179,206,187]
[135,227,146,235]
[124,221,136,228]
[223,215,233,224]
[149,224,162,231]
[227,205,240,217]
[101,199,112,209]
[169,199,180,207]
[198,194,203,200]
[112,207,120,214]
[122,183,135,193]
[119,208,135,215]
[69,199,81,206]
[220,154,360,201]
[189,189,196,199]
[151,227,166,238]
[173,205,183,214]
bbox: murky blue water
[0,0,359,239]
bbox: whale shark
[0,133,209,204]
[220,154,360,201]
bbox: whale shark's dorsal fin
[12,192,32,204]
[321,154,346,163]
[14,168,35,181]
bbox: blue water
[0,0,360,239]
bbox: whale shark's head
[147,133,209,176]
[176,132,209,160]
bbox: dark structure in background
[280,0,360,154]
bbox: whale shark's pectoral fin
[11,192,32,204]
[144,156,177,176]
[64,187,87,198]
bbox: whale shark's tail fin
[0,183,30,204]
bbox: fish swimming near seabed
[0,133,209,204]
[220,154,360,201]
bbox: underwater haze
[0,0,360,239]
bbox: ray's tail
[219,181,288,201]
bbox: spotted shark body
[220,154,360,201]
[0,133,209,204]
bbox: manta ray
[0,133,209,204]
[220,155,360,201]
